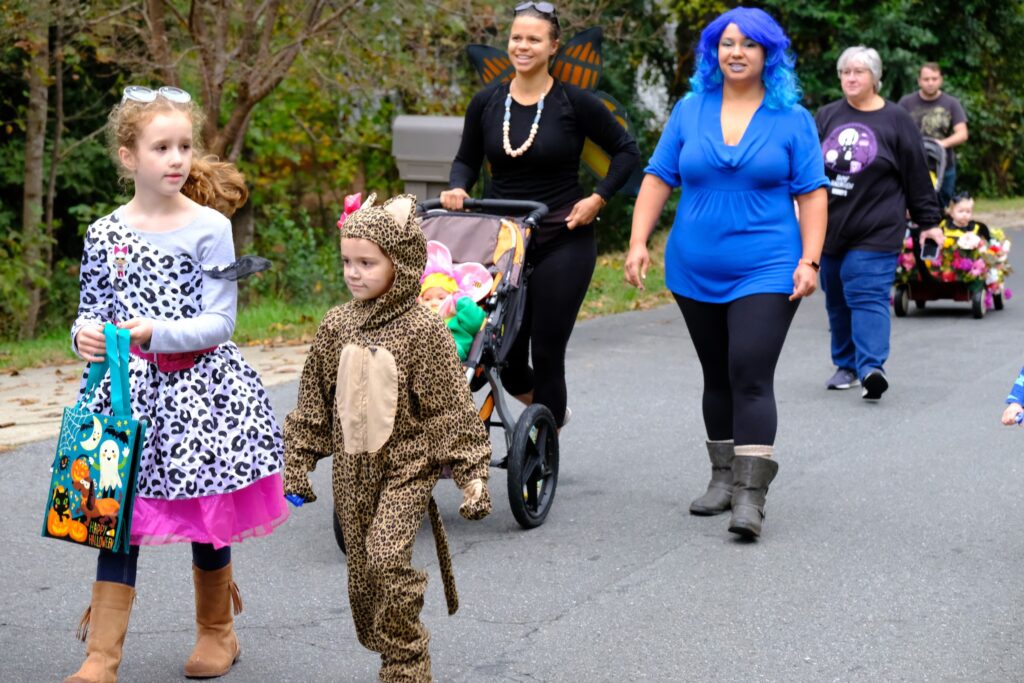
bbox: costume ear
[381,195,415,231]
[425,240,454,276]
[454,262,494,302]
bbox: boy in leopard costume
[283,193,491,682]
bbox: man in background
[899,62,968,208]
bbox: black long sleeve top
[815,99,942,255]
[449,80,640,212]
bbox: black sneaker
[862,370,888,400]
[826,368,860,390]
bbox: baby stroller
[922,136,946,196]
[332,198,557,552]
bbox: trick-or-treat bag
[41,323,145,553]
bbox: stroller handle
[419,198,549,225]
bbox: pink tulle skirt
[130,473,289,549]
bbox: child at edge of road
[66,85,288,683]
[1002,366,1024,426]
[282,192,492,683]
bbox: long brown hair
[106,96,249,216]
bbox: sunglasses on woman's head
[515,1,557,16]
[121,85,192,105]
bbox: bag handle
[104,323,132,417]
[77,324,133,416]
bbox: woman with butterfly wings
[441,2,640,429]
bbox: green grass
[232,296,340,347]
[0,331,77,371]
[0,235,672,372]
[580,230,673,319]
[975,196,1024,213]
[0,296,344,373]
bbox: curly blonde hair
[106,95,249,216]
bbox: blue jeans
[820,250,899,380]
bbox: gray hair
[837,46,883,93]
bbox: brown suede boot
[728,446,779,539]
[64,581,136,683]
[689,439,735,516]
[183,564,243,679]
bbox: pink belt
[130,346,217,372]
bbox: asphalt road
[4,274,1024,682]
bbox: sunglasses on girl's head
[121,85,192,105]
[515,1,557,15]
[952,191,972,202]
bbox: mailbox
[391,115,465,201]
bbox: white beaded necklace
[502,82,546,158]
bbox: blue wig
[688,7,802,110]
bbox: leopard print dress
[284,194,491,682]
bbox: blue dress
[645,91,828,303]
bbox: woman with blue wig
[624,7,828,539]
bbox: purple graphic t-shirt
[814,99,941,254]
[821,123,878,176]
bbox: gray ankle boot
[689,440,734,516]
[728,447,779,539]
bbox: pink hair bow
[112,245,129,255]
[337,193,364,229]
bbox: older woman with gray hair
[814,46,942,400]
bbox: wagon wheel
[506,404,559,529]
[893,285,910,317]
[971,289,986,319]
[914,299,926,309]
[994,293,1004,310]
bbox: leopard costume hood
[338,193,426,331]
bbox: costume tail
[427,496,459,615]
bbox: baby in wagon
[418,240,493,360]
[941,192,991,241]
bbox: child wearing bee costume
[283,193,492,682]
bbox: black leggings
[674,293,799,446]
[96,543,231,587]
[500,222,596,426]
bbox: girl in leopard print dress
[284,193,492,682]
[64,87,288,683]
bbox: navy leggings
[674,293,799,446]
[500,220,596,427]
[96,543,231,587]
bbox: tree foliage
[665,0,1024,196]
[2,0,1023,341]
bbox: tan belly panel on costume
[337,344,398,455]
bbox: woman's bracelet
[798,258,820,272]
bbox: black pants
[96,542,231,586]
[674,293,799,446]
[500,218,596,427]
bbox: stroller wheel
[507,404,559,529]
[332,507,347,555]
[994,293,1004,311]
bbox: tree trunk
[20,11,50,340]
[231,197,255,255]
